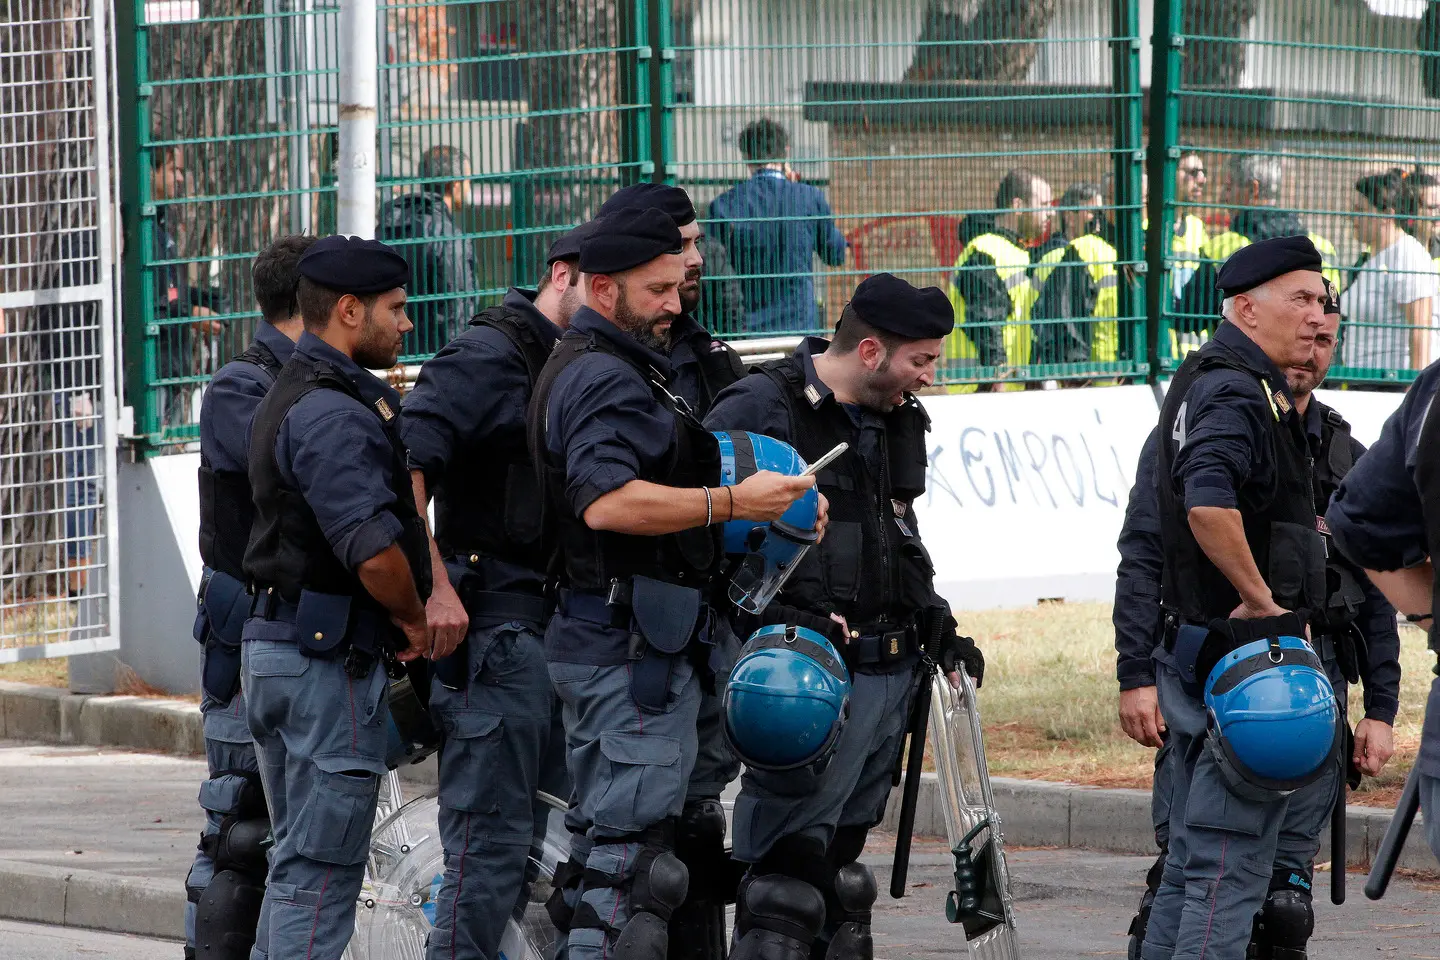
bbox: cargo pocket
[1184,752,1268,839]
[293,755,385,865]
[197,771,263,818]
[818,521,863,604]
[435,711,503,813]
[592,731,683,834]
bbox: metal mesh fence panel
[1154,0,1440,386]
[0,0,117,657]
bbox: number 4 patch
[1171,400,1188,450]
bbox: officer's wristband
[703,486,713,526]
[725,486,734,522]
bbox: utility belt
[192,567,253,703]
[248,584,401,681]
[432,554,555,691]
[556,575,714,713]
[841,619,921,674]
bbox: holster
[194,569,251,703]
[626,575,703,714]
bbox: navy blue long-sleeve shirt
[199,322,297,474]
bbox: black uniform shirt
[200,322,296,474]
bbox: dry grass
[964,602,1433,806]
[0,657,68,688]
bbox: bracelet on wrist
[703,486,713,526]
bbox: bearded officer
[526,206,816,960]
[1118,302,1399,960]
[401,221,595,960]
[188,234,315,960]
[1141,236,1338,960]
[241,235,432,960]
[703,272,984,960]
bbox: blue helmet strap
[1208,643,1325,697]
[740,626,848,683]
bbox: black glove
[939,629,984,688]
[753,602,846,650]
[1197,610,1308,686]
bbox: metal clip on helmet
[713,431,820,615]
[723,624,851,771]
[1202,635,1342,802]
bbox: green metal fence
[119,0,1440,447]
[1151,0,1440,384]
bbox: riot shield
[343,781,567,960]
[929,671,1021,960]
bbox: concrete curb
[0,680,205,756]
[0,858,185,940]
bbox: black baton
[1331,765,1346,905]
[890,606,946,899]
[1364,765,1422,901]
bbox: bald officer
[526,207,815,960]
[1142,237,1332,960]
[241,236,432,960]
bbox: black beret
[298,235,410,294]
[845,272,954,340]
[578,207,684,274]
[597,182,697,226]
[1215,235,1323,298]
[546,219,603,264]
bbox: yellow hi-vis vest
[1033,234,1120,362]
[1171,214,1209,298]
[1201,230,1343,291]
[945,231,1035,367]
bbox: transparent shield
[929,673,1021,960]
[728,542,813,615]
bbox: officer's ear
[857,336,887,371]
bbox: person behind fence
[1117,302,1399,960]
[1325,353,1440,869]
[185,234,315,960]
[400,221,595,960]
[703,273,984,960]
[1339,169,1437,377]
[946,168,1053,385]
[378,145,480,354]
[1142,236,1342,960]
[1406,169,1440,267]
[1174,155,1340,348]
[1030,181,1118,370]
[525,206,817,960]
[708,118,848,334]
[240,235,432,960]
[1169,152,1211,299]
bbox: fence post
[650,0,674,182]
[337,0,378,238]
[1145,0,1183,380]
[1111,0,1146,378]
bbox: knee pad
[730,875,827,960]
[1252,889,1313,960]
[193,869,264,960]
[669,801,732,960]
[630,847,690,922]
[206,818,270,881]
[822,863,876,960]
[545,854,586,933]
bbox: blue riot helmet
[713,431,820,614]
[724,624,851,771]
[1203,636,1342,802]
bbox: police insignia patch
[1272,389,1291,415]
[804,384,822,406]
[374,397,395,421]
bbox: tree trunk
[903,0,1059,83]
[1182,0,1258,88]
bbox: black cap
[578,208,684,274]
[298,235,410,294]
[1215,235,1324,298]
[845,272,954,340]
[546,220,602,265]
[597,182,697,226]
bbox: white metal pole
[337,0,377,238]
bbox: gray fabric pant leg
[1271,678,1346,884]
[732,665,917,862]
[186,693,259,951]
[428,622,554,960]
[549,657,701,960]
[689,623,741,803]
[1420,772,1440,865]
[1142,661,1288,960]
[242,635,389,960]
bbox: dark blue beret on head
[597,182,697,226]
[546,219,603,265]
[578,207,684,275]
[1216,235,1323,298]
[845,272,955,340]
[298,235,410,294]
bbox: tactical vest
[1311,404,1368,639]
[1033,234,1121,363]
[757,356,930,627]
[244,353,432,606]
[1415,389,1440,652]
[946,231,1036,367]
[430,305,554,572]
[677,324,746,416]
[197,339,283,579]
[1156,345,1325,623]
[527,331,722,592]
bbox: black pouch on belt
[627,575,702,714]
[195,570,252,701]
[294,590,354,659]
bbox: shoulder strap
[1321,406,1354,479]
[236,338,283,381]
[470,305,553,387]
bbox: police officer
[241,235,432,960]
[1118,305,1400,960]
[1141,236,1342,960]
[1326,363,1440,864]
[704,273,985,960]
[187,235,314,960]
[401,222,594,960]
[527,206,815,960]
